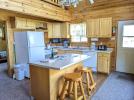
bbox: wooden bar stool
[80,67,96,96]
[60,73,86,100]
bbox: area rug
[92,72,134,100]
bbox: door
[27,31,45,47]
[14,32,29,64]
[116,20,134,74]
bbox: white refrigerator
[14,31,45,77]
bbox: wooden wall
[0,0,72,21]
[70,5,134,70]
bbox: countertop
[29,54,91,70]
[52,46,113,53]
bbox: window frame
[70,23,87,43]
[122,25,134,48]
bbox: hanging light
[60,0,79,7]
[89,0,94,4]
[60,0,94,7]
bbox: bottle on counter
[50,48,54,59]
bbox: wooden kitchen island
[30,54,90,100]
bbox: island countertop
[29,54,91,70]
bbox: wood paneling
[71,0,134,14]
[0,0,72,21]
[72,6,134,25]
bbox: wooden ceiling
[70,0,134,13]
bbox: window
[122,25,134,48]
[0,28,2,38]
[70,23,87,42]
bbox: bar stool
[60,73,86,100]
[79,67,96,96]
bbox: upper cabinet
[99,17,112,37]
[87,19,100,37]
[61,22,70,38]
[10,17,48,30]
[52,23,61,38]
[87,17,112,38]
[48,22,70,38]
[11,17,36,29]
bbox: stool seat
[80,67,92,73]
[60,72,86,100]
[64,73,81,81]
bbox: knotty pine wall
[71,5,134,70]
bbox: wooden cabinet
[47,23,53,38]
[26,19,36,29]
[11,17,36,29]
[87,17,112,38]
[52,23,61,38]
[61,22,70,38]
[100,17,112,37]
[15,17,27,29]
[87,19,100,37]
[97,52,111,74]
[48,22,70,38]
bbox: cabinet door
[26,19,36,29]
[100,17,112,37]
[61,22,70,38]
[47,23,53,38]
[97,53,110,74]
[87,19,100,37]
[53,23,61,38]
[15,17,27,29]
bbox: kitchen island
[29,54,90,100]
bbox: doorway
[0,21,8,73]
[116,20,134,74]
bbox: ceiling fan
[60,0,94,7]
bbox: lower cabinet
[97,52,111,74]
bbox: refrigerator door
[27,31,45,47]
[14,32,29,64]
[29,47,45,62]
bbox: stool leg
[68,81,73,97]
[88,71,95,85]
[88,71,96,90]
[79,80,86,100]
[60,80,69,100]
[74,81,78,100]
[86,72,90,96]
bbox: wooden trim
[41,0,61,7]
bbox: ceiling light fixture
[60,0,94,7]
